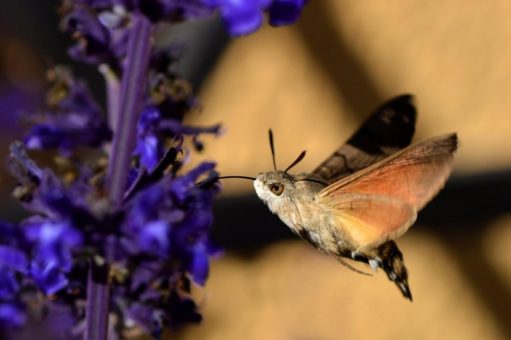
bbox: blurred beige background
[190,0,511,193]
[177,1,511,340]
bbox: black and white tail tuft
[377,241,413,301]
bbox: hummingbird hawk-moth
[220,95,458,301]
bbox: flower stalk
[107,14,153,208]
[85,14,152,340]
[84,260,110,340]
[99,65,120,135]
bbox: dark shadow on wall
[421,170,511,338]
[295,2,386,121]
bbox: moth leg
[324,226,372,276]
[333,244,372,276]
[334,255,373,277]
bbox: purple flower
[135,135,161,170]
[21,218,81,294]
[30,260,69,295]
[62,3,125,67]
[24,219,83,271]
[126,303,158,334]
[267,0,308,26]
[0,271,20,300]
[170,162,216,203]
[189,243,209,285]
[137,220,171,257]
[0,303,26,328]
[23,71,111,153]
[0,231,29,301]
[204,0,308,36]
[0,246,29,273]
[207,0,270,36]
[134,107,163,170]
[126,292,202,336]
[134,106,221,170]
[61,0,309,61]
[8,141,43,186]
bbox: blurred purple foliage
[0,0,308,338]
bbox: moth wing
[312,95,417,183]
[317,133,457,249]
[322,194,416,250]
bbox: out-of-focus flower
[23,68,111,153]
[0,303,26,328]
[204,0,309,35]
[268,0,308,26]
[3,141,219,336]
[0,0,309,337]
[134,106,221,170]
[61,0,309,67]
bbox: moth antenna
[269,129,277,171]
[217,175,256,181]
[284,150,306,173]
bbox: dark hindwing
[312,94,417,183]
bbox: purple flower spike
[0,0,308,336]
[108,14,153,207]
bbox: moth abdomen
[377,241,412,301]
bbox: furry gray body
[254,171,357,256]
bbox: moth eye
[269,182,284,196]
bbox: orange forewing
[317,134,457,249]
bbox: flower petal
[138,220,171,257]
[31,261,69,295]
[189,244,209,285]
[267,0,307,26]
[0,246,28,273]
[0,303,26,328]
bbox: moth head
[215,129,314,211]
[254,171,295,205]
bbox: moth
[219,95,458,300]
